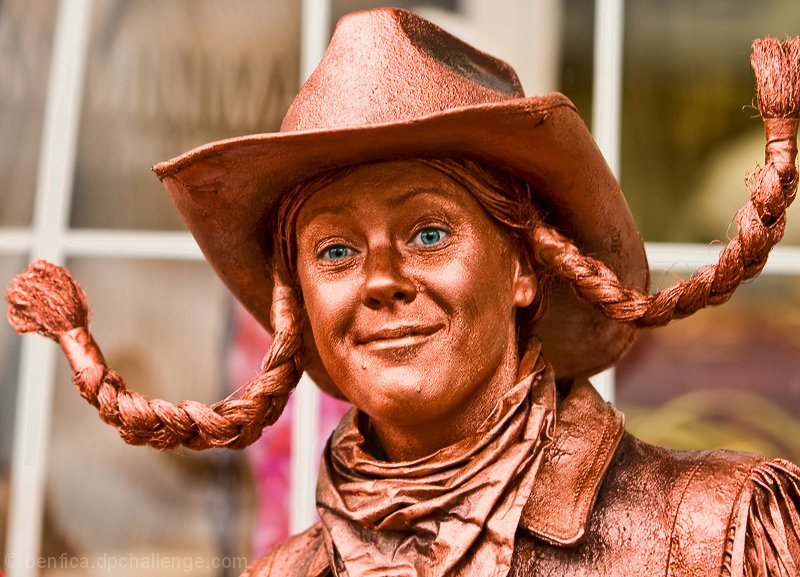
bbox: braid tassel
[7,259,89,340]
[5,260,302,450]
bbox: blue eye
[409,227,448,247]
[319,245,354,261]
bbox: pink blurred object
[227,301,350,556]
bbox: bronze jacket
[242,381,800,577]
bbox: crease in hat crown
[280,8,525,132]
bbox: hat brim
[154,93,648,396]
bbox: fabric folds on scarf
[316,343,556,577]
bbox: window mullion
[590,0,626,402]
[6,2,93,576]
[289,0,331,536]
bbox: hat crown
[281,8,525,132]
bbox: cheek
[297,266,357,347]
[431,247,518,324]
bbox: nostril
[363,294,382,309]
[361,277,417,308]
[362,286,415,309]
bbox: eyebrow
[389,186,446,207]
[300,185,451,222]
[299,198,358,222]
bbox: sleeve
[240,523,330,577]
[723,459,800,577]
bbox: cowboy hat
[153,7,648,397]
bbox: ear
[512,259,537,308]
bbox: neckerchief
[316,342,556,577]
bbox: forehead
[295,160,480,225]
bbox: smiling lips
[355,324,444,349]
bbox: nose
[361,245,417,309]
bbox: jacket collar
[519,377,624,546]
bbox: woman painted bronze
[6,8,800,576]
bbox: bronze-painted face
[295,160,535,460]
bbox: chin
[357,368,450,425]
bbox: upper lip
[355,323,443,344]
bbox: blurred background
[1,0,799,575]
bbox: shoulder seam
[664,458,706,577]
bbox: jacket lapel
[519,378,624,545]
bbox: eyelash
[407,226,449,247]
[318,244,356,261]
